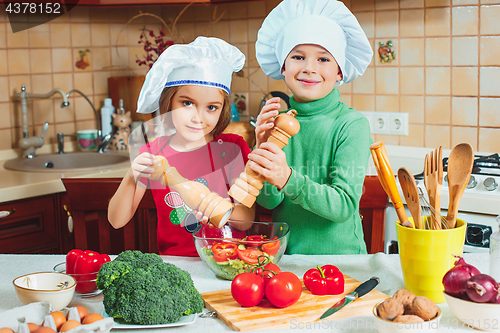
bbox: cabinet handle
[63,205,73,233]
[0,209,15,218]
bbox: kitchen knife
[319,277,380,320]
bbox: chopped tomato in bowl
[193,220,289,280]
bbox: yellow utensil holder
[396,217,466,303]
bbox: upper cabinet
[78,0,256,5]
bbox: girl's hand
[131,152,155,182]
[255,97,281,149]
[247,142,291,189]
[194,197,231,226]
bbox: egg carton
[0,302,114,333]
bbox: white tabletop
[0,253,489,332]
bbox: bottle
[490,215,500,282]
[101,98,115,136]
[118,99,126,115]
[230,103,240,122]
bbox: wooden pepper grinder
[228,110,300,208]
[151,156,234,228]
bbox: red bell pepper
[66,249,111,294]
[303,265,344,295]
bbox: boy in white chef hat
[108,37,254,256]
[248,0,373,255]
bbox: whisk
[418,187,453,230]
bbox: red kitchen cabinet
[0,195,60,254]
[62,178,158,255]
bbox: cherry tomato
[265,272,302,308]
[231,272,265,307]
[237,247,265,264]
[262,236,281,256]
[212,242,238,261]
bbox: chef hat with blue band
[137,36,245,114]
[256,0,373,85]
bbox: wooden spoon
[398,167,422,229]
[446,143,474,228]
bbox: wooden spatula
[446,143,474,229]
[398,167,422,229]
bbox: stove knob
[484,177,498,191]
[466,175,477,189]
[444,175,448,184]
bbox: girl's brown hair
[158,85,231,137]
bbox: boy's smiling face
[282,44,342,103]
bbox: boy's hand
[247,142,291,190]
[255,97,281,149]
[131,152,155,182]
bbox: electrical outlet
[373,113,388,134]
[362,111,409,135]
[390,113,409,136]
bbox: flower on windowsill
[136,27,175,69]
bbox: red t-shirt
[139,133,251,256]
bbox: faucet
[61,89,110,153]
[16,84,69,158]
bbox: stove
[384,153,500,254]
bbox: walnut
[376,298,404,321]
[392,289,416,313]
[393,315,424,323]
[151,155,167,181]
[407,296,439,321]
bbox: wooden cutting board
[201,274,389,331]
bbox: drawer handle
[63,205,73,233]
[0,209,15,218]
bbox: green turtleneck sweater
[256,88,372,255]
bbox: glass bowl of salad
[193,220,289,280]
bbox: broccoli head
[96,250,204,325]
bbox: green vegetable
[96,250,203,325]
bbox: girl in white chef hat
[108,37,255,257]
[248,0,374,255]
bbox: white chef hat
[255,0,373,85]
[137,36,245,114]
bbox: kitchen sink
[4,152,130,173]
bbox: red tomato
[246,235,264,247]
[212,243,238,261]
[237,247,265,264]
[262,237,281,256]
[255,262,281,281]
[231,272,265,307]
[265,272,302,308]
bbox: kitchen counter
[0,253,489,332]
[0,149,129,203]
[0,144,427,204]
[1,144,498,216]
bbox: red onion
[493,289,500,304]
[442,256,481,296]
[465,274,499,303]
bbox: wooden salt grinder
[228,110,300,208]
[152,156,234,228]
